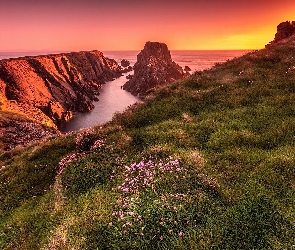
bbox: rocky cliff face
[123,42,186,96]
[0,51,122,128]
[267,21,295,46]
[0,111,57,151]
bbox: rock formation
[121,59,130,68]
[266,21,295,46]
[0,50,122,128]
[184,66,191,72]
[123,42,186,96]
[0,112,57,151]
[120,59,133,73]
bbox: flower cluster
[110,157,194,241]
[285,65,295,74]
[58,132,105,174]
[75,130,104,152]
[58,153,80,174]
[113,157,182,194]
[90,139,105,151]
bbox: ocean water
[0,50,250,131]
[103,50,250,72]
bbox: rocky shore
[0,50,122,128]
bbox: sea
[0,50,250,132]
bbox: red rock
[0,51,122,128]
[121,59,130,68]
[123,42,185,96]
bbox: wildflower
[126,222,132,227]
[179,232,183,237]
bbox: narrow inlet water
[62,73,139,132]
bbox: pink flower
[179,232,183,237]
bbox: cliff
[123,42,186,96]
[0,51,122,128]
[266,20,295,46]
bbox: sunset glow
[1,0,295,51]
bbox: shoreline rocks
[120,59,133,73]
[0,50,122,129]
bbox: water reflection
[62,73,139,132]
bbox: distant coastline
[0,49,251,62]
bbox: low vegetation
[1,38,295,249]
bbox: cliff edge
[123,42,186,96]
[0,51,122,128]
[266,21,295,47]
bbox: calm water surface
[61,72,139,132]
[0,50,251,132]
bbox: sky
[1,0,295,51]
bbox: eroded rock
[0,51,122,128]
[266,21,295,46]
[123,42,186,96]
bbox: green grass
[1,39,295,249]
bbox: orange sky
[1,0,295,51]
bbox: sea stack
[123,41,186,96]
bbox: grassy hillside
[1,37,295,249]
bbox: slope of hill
[1,34,295,249]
